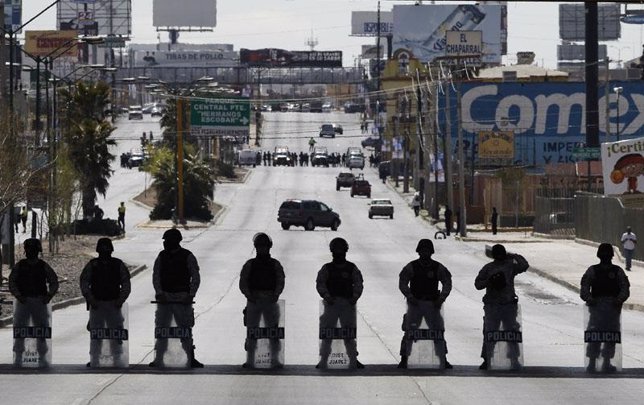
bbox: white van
[237,149,257,167]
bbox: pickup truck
[336,172,356,190]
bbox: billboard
[601,137,644,196]
[351,11,394,37]
[240,49,342,68]
[4,0,21,33]
[57,0,131,36]
[153,0,216,28]
[393,4,503,64]
[132,49,238,67]
[24,30,78,58]
[439,82,644,166]
[559,3,620,41]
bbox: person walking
[620,226,637,271]
[150,229,203,368]
[80,238,131,366]
[444,206,452,236]
[239,233,285,368]
[580,243,630,372]
[411,193,421,217]
[117,202,126,232]
[398,239,452,369]
[9,238,59,367]
[491,207,498,235]
[316,238,364,369]
[20,206,28,233]
[475,244,529,370]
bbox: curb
[0,264,148,327]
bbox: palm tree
[65,119,116,218]
[59,80,111,122]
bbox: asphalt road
[1,112,644,404]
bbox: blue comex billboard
[439,82,644,166]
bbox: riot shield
[318,299,357,370]
[13,298,53,368]
[584,301,622,373]
[88,303,129,368]
[245,299,285,369]
[483,303,523,370]
[404,301,446,369]
[153,303,192,368]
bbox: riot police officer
[316,237,364,369]
[398,239,452,369]
[239,233,285,368]
[80,238,131,365]
[580,243,630,372]
[150,228,203,368]
[9,238,59,366]
[475,244,529,370]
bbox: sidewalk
[388,181,644,312]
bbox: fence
[533,196,576,236]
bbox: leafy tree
[147,144,214,221]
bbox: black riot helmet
[329,237,349,253]
[24,238,42,253]
[491,244,507,260]
[253,232,273,248]
[96,237,114,254]
[416,239,435,255]
[162,228,183,243]
[597,243,614,260]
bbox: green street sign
[572,147,601,160]
[190,98,251,138]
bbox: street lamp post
[614,86,623,141]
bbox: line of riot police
[5,231,629,372]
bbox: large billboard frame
[351,11,394,37]
[153,0,217,30]
[57,0,131,37]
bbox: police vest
[591,265,621,298]
[326,262,355,298]
[249,256,278,291]
[90,258,123,301]
[410,259,440,300]
[14,259,48,297]
[159,248,191,293]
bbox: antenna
[305,30,318,51]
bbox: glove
[185,294,195,304]
[489,272,507,290]
[407,296,419,307]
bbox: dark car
[351,179,371,198]
[278,199,341,231]
[336,172,355,190]
[333,124,343,134]
[319,124,335,138]
[361,136,382,149]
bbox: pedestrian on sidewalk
[620,226,637,271]
[475,244,529,370]
[20,206,28,233]
[491,207,498,235]
[117,202,126,232]
[580,243,630,373]
[411,193,421,217]
[239,233,285,368]
[398,239,452,369]
[150,229,203,368]
[444,206,452,236]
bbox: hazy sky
[22,1,644,68]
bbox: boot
[398,355,408,369]
[190,345,204,368]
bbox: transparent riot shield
[584,301,622,373]
[13,298,52,368]
[153,303,192,368]
[318,299,357,370]
[88,303,129,368]
[245,300,285,369]
[404,301,446,369]
[483,303,523,370]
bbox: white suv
[347,153,365,170]
[128,106,143,120]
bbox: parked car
[336,172,356,190]
[369,198,394,219]
[361,136,382,149]
[333,124,343,134]
[319,124,336,138]
[273,146,291,166]
[128,106,143,120]
[351,177,371,198]
[277,199,341,231]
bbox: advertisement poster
[601,137,644,196]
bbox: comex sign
[447,82,644,165]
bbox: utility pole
[444,85,453,214]
[176,97,185,224]
[457,80,466,237]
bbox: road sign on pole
[190,98,251,138]
[572,147,601,160]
